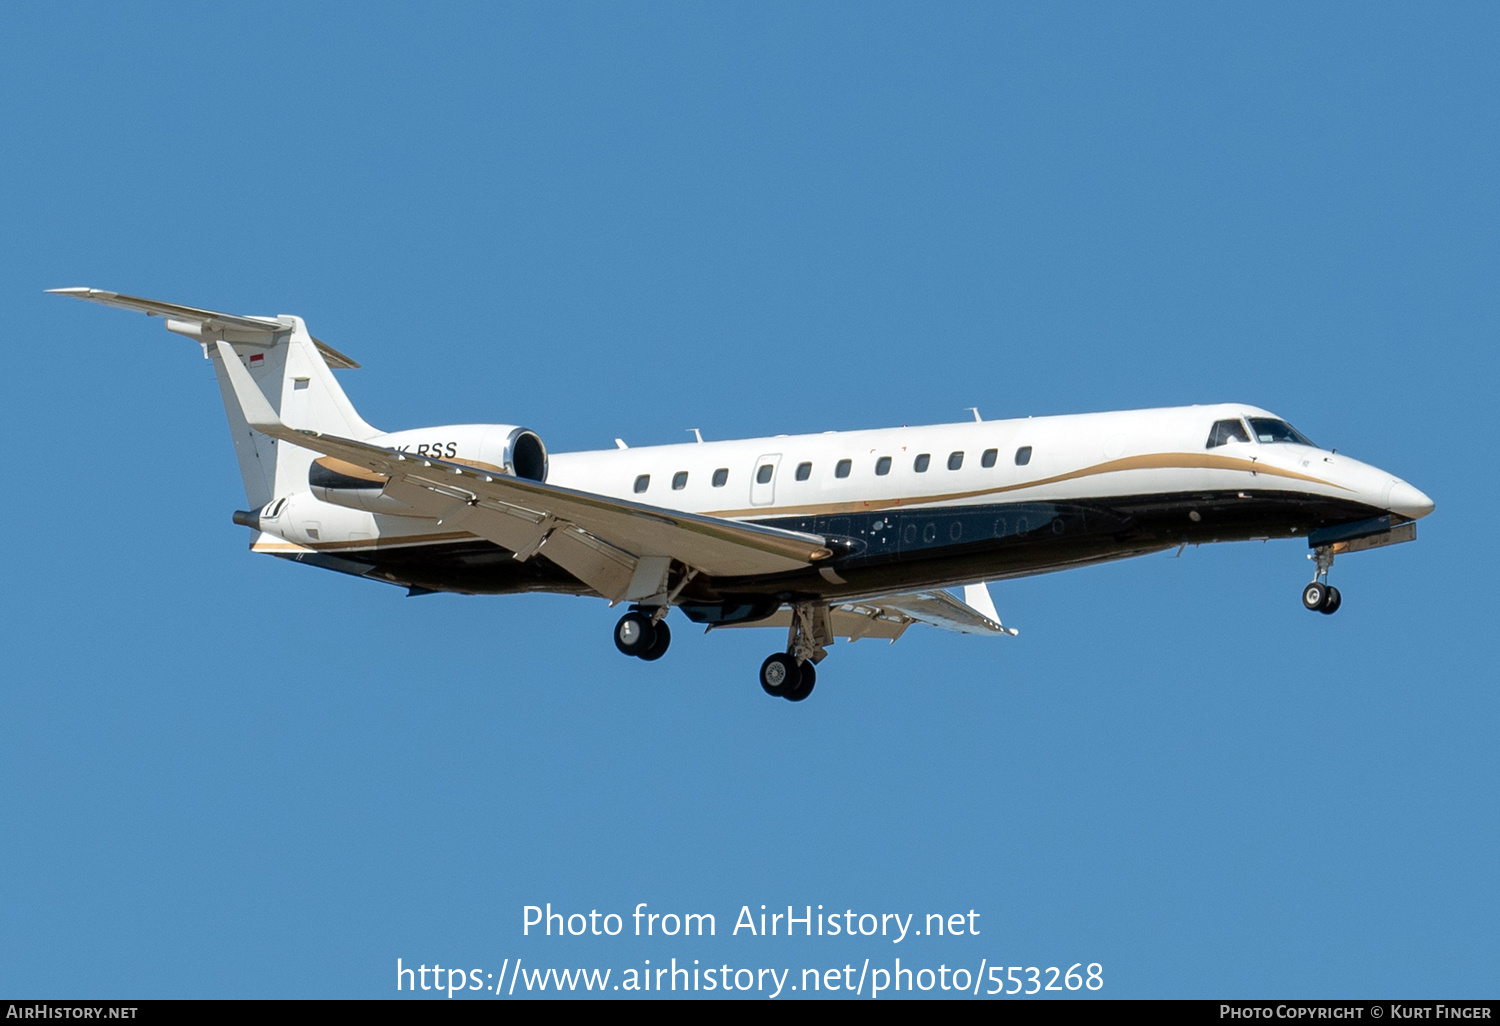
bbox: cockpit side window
[1206,419,1251,448]
[1248,418,1316,447]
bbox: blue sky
[2,2,1495,999]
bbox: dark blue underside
[268,488,1389,601]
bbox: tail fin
[50,288,379,508]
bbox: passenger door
[750,454,782,506]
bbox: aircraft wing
[50,287,360,369]
[215,341,830,599]
[711,583,1018,641]
[877,586,1016,635]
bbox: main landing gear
[756,601,833,703]
[612,599,831,703]
[1302,545,1342,615]
[614,609,671,661]
[759,653,816,702]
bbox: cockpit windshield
[1247,418,1316,447]
[1206,419,1250,448]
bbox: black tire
[784,661,816,702]
[1302,582,1327,611]
[613,611,656,657]
[759,653,801,697]
[1319,586,1342,615]
[638,618,672,660]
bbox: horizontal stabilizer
[49,287,359,368]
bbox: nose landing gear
[1302,580,1341,614]
[1302,545,1342,615]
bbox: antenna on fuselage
[965,407,983,422]
[688,428,704,443]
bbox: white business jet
[53,289,1434,702]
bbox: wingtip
[47,286,94,296]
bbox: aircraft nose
[1384,479,1435,520]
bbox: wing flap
[711,605,912,641]
[537,526,638,601]
[879,587,1016,635]
[712,583,1015,641]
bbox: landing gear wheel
[1302,582,1328,611]
[759,653,801,698]
[613,611,656,657]
[1319,586,1342,615]
[784,661,816,702]
[638,619,672,660]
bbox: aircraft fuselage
[257,402,1430,610]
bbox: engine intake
[507,428,547,482]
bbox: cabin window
[795,462,812,481]
[835,459,852,479]
[712,468,728,487]
[981,448,998,468]
[875,456,892,476]
[633,474,650,493]
[948,451,964,470]
[672,471,688,490]
[1014,446,1032,466]
[1248,418,1317,447]
[913,453,930,473]
[756,464,774,484]
[1206,419,1251,448]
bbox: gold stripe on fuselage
[701,451,1349,520]
[274,452,1347,555]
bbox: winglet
[963,582,1019,636]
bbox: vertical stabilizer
[208,316,380,507]
[49,288,380,509]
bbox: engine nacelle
[309,423,548,514]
